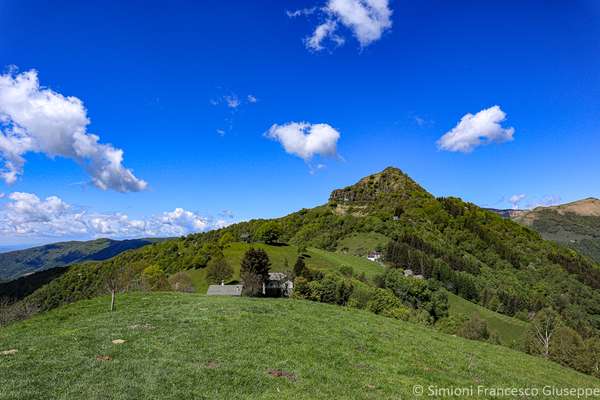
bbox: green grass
[0,292,596,399]
[188,242,383,293]
[447,292,529,347]
[336,232,389,256]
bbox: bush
[382,306,411,320]
[339,265,354,277]
[457,314,490,341]
[142,265,168,290]
[409,309,434,326]
[367,288,401,315]
[292,277,311,299]
[435,314,470,335]
[347,282,374,309]
[549,326,584,369]
[579,337,600,378]
[168,271,195,293]
[0,297,39,327]
[206,257,233,285]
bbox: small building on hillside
[264,272,293,297]
[367,251,382,262]
[207,283,243,296]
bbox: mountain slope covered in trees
[0,238,161,282]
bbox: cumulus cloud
[291,0,392,51]
[265,122,341,163]
[437,106,515,153]
[0,69,147,192]
[0,192,227,239]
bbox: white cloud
[292,0,392,51]
[286,7,318,18]
[224,95,241,109]
[265,122,340,163]
[0,192,227,239]
[306,20,345,51]
[210,92,258,135]
[509,194,526,209]
[437,106,515,153]
[0,69,147,192]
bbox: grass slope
[188,242,383,293]
[447,293,529,347]
[0,293,596,400]
[336,232,388,256]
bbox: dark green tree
[240,248,271,296]
[293,256,307,278]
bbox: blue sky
[0,0,599,246]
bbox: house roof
[206,284,243,296]
[268,272,288,281]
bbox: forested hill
[510,198,600,264]
[0,238,161,281]
[23,167,600,352]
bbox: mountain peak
[329,167,429,205]
[542,197,600,217]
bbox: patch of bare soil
[267,369,297,381]
[96,355,112,362]
[205,361,220,369]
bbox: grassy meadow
[1,292,597,399]
[447,293,529,347]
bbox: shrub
[347,282,374,309]
[339,265,354,277]
[457,314,490,341]
[435,314,470,335]
[367,288,401,315]
[0,297,39,327]
[382,306,411,320]
[549,326,584,370]
[142,265,168,290]
[409,309,434,326]
[168,272,195,293]
[206,257,233,285]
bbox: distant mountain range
[0,238,163,282]
[489,198,600,263]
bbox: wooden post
[110,289,116,312]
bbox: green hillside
[1,292,596,400]
[447,292,529,347]
[13,167,600,377]
[188,242,383,293]
[0,238,161,281]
